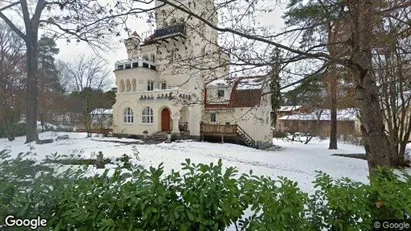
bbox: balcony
[144,24,186,45]
[115,58,156,72]
[138,89,193,102]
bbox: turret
[124,31,142,59]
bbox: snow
[1,131,374,193]
[2,132,410,231]
[279,105,302,112]
[279,108,359,121]
[91,137,144,144]
[90,108,113,115]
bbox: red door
[161,108,171,132]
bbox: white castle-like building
[112,0,272,148]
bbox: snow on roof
[207,79,231,87]
[91,108,113,115]
[278,105,302,112]
[237,77,264,90]
[278,108,359,121]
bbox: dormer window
[211,113,216,122]
[117,65,124,70]
[217,89,224,98]
[125,63,131,69]
[132,62,138,68]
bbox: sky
[54,1,287,90]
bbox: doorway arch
[161,108,171,132]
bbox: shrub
[0,122,26,139]
[0,150,410,231]
[273,130,288,138]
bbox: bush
[0,122,26,139]
[0,149,410,231]
[273,130,288,138]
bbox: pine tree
[37,36,63,129]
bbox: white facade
[112,0,272,147]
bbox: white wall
[203,106,272,144]
[113,93,202,136]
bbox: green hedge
[0,149,410,231]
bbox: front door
[161,108,171,132]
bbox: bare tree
[0,22,26,140]
[375,10,411,167]
[0,0,158,143]
[66,55,112,136]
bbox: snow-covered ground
[0,131,380,193]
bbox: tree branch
[0,12,27,41]
[0,1,19,12]
[155,0,348,66]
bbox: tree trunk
[348,0,394,175]
[25,35,39,143]
[329,69,338,150]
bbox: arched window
[124,107,134,124]
[126,79,131,92]
[142,107,153,124]
[132,79,136,92]
[119,80,125,93]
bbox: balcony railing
[115,59,156,72]
[144,24,186,44]
[137,89,192,101]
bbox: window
[147,81,155,91]
[142,107,154,124]
[124,107,134,124]
[160,82,167,90]
[211,113,216,122]
[119,80,125,93]
[217,89,224,98]
[132,62,139,68]
[117,65,124,70]
[125,63,131,69]
[151,54,156,63]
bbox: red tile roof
[204,76,265,109]
[233,89,262,107]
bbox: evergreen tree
[37,36,63,129]
[269,48,282,127]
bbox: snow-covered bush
[1,151,410,230]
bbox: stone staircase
[149,131,168,142]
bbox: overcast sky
[54,2,286,90]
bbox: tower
[148,0,224,91]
